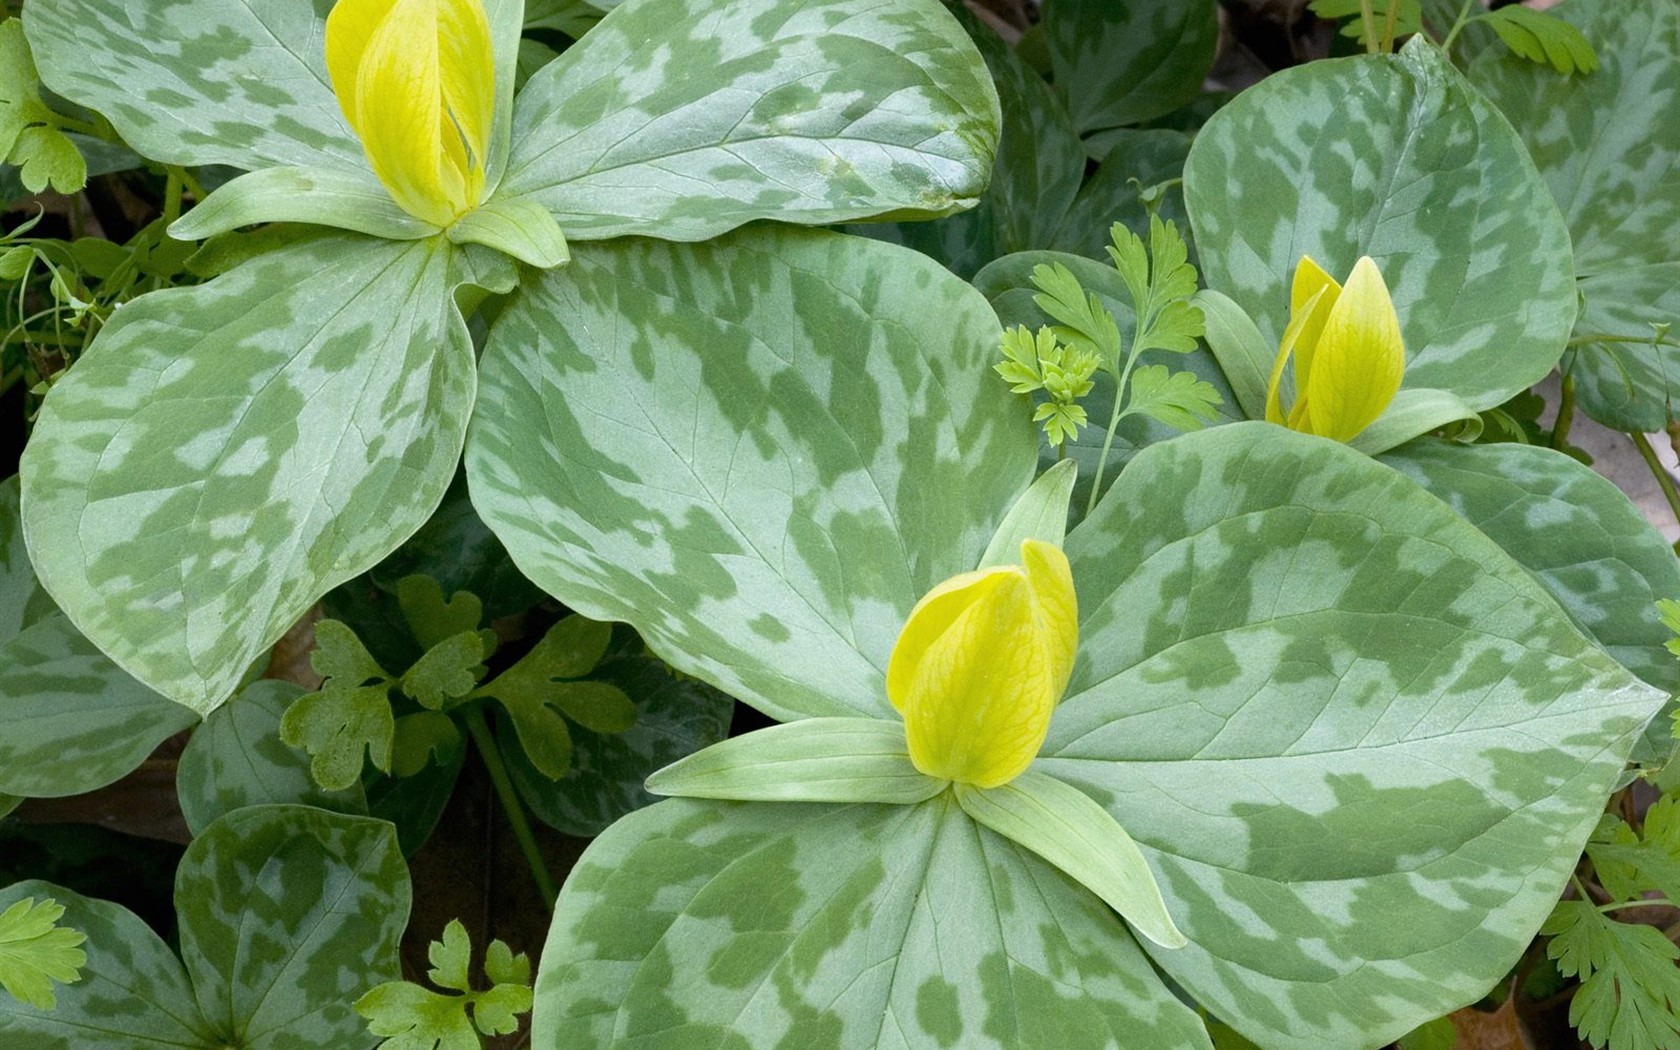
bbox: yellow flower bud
[887,540,1077,789]
[326,0,495,227]
[1264,255,1406,443]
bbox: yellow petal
[436,0,494,198]
[886,565,1014,715]
[1288,254,1341,388]
[1264,284,1329,426]
[1302,256,1405,442]
[324,0,399,137]
[890,542,1078,789]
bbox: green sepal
[448,195,570,269]
[1192,289,1269,421]
[1348,388,1482,455]
[979,458,1076,568]
[645,717,946,805]
[955,771,1186,950]
[167,166,440,242]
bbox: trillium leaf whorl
[887,539,1077,789]
[326,0,495,226]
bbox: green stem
[1550,374,1575,451]
[1085,353,1142,518]
[1440,0,1479,52]
[1358,0,1380,54]
[463,708,559,910]
[1630,430,1680,535]
[1569,331,1680,349]
[1379,0,1401,52]
[1600,896,1677,913]
[161,168,184,227]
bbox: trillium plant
[6,0,1680,1048]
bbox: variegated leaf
[0,881,213,1047]
[532,797,1215,1050]
[499,0,1000,241]
[176,679,369,837]
[1041,423,1662,1050]
[0,476,198,800]
[22,0,362,172]
[177,805,409,1048]
[1470,0,1680,431]
[1185,38,1576,412]
[1042,0,1218,137]
[21,235,476,714]
[1381,438,1680,761]
[466,227,1035,722]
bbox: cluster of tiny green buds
[995,325,1100,448]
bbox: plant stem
[1568,331,1680,349]
[1630,430,1680,536]
[1440,0,1479,52]
[161,168,184,227]
[463,707,559,910]
[1600,896,1678,913]
[1086,354,1142,518]
[1358,0,1380,53]
[1380,0,1402,52]
[1549,374,1575,451]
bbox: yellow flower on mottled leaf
[1265,255,1406,443]
[326,0,495,227]
[887,539,1077,789]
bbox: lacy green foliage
[0,897,84,1011]
[1310,0,1594,73]
[1544,897,1680,1050]
[282,574,636,792]
[995,324,1098,447]
[16,0,1001,716]
[0,19,84,194]
[358,920,533,1050]
[0,807,409,1046]
[1309,0,1423,47]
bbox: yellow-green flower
[886,539,1077,789]
[1264,255,1406,443]
[326,0,495,227]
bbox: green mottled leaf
[1,476,39,641]
[467,228,1035,722]
[533,797,1216,1050]
[1042,0,1218,137]
[22,0,362,172]
[1471,0,1680,430]
[1381,438,1680,763]
[505,655,733,838]
[1050,131,1192,261]
[500,0,1000,241]
[176,679,368,837]
[647,717,943,805]
[447,195,569,270]
[0,614,198,798]
[168,167,438,243]
[372,477,544,621]
[177,806,410,1048]
[0,896,84,1010]
[21,235,476,714]
[1186,38,1576,413]
[0,881,211,1046]
[1042,423,1661,1049]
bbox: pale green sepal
[447,195,569,269]
[481,0,526,195]
[1193,289,1271,421]
[978,459,1076,569]
[955,771,1186,951]
[645,717,945,805]
[1347,388,1482,455]
[168,166,440,243]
